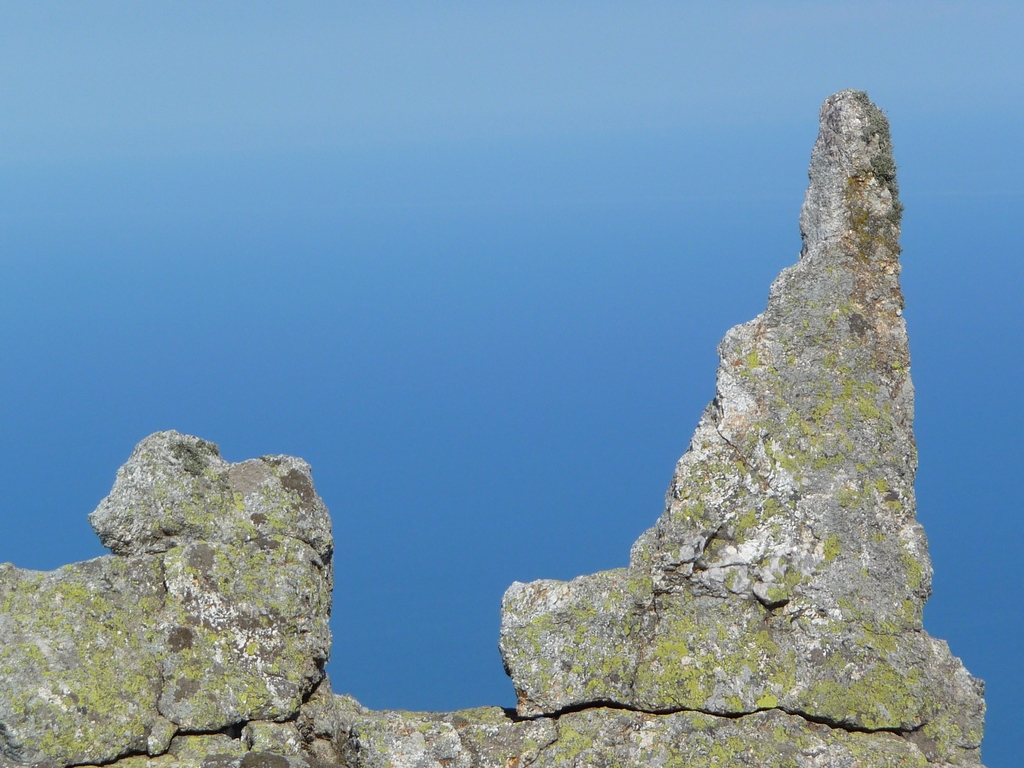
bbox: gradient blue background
[0,3,1020,763]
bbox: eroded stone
[0,91,988,768]
[0,556,169,765]
[0,431,333,766]
[310,689,947,768]
[498,90,986,766]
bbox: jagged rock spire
[499,90,985,766]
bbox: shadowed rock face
[0,91,986,768]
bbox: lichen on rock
[0,90,987,768]
[498,90,986,766]
[296,693,947,768]
[0,431,333,767]
[0,555,172,764]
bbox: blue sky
[0,3,1021,763]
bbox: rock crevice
[0,90,985,768]
[0,431,332,766]
[511,694,929,737]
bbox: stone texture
[89,432,333,562]
[499,90,986,765]
[242,721,305,755]
[0,90,987,768]
[297,689,951,768]
[0,556,173,764]
[0,431,332,766]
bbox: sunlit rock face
[499,90,986,766]
[0,431,333,766]
[0,91,986,768]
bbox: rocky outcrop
[499,90,985,765]
[0,432,333,766]
[300,692,962,768]
[0,90,986,767]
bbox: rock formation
[500,90,985,762]
[0,91,985,767]
[0,432,334,765]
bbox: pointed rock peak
[0,92,989,768]
[800,88,902,253]
[499,91,986,766]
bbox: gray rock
[499,90,986,765]
[0,91,988,768]
[0,431,333,766]
[0,555,173,764]
[89,431,333,562]
[242,721,304,756]
[310,688,948,768]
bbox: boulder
[0,432,332,766]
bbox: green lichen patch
[0,557,168,765]
[633,592,796,714]
[499,569,651,715]
[159,537,330,730]
[531,707,930,768]
[167,733,249,767]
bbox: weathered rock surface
[306,696,945,768]
[0,432,332,766]
[0,90,986,768]
[499,89,986,765]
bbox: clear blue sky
[0,3,1020,764]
